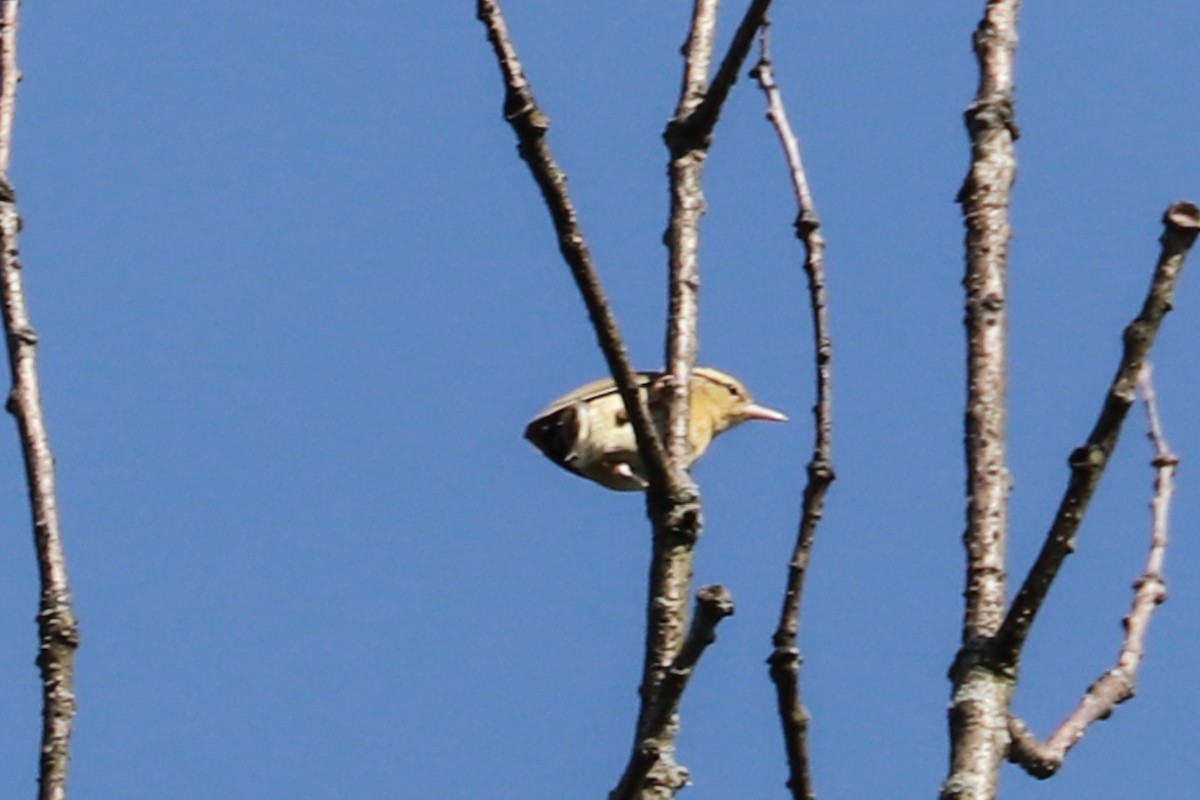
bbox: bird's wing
[527,371,661,421]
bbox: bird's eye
[724,382,740,397]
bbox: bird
[524,366,787,490]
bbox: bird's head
[690,367,788,439]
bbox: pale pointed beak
[741,403,788,423]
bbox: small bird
[524,366,787,490]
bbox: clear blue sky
[0,2,1197,798]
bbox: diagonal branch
[476,0,675,496]
[994,201,1200,668]
[1007,365,1177,778]
[0,3,82,799]
[752,28,834,800]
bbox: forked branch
[477,2,772,798]
[1007,366,1177,777]
[994,201,1200,667]
[609,586,735,800]
[625,2,775,797]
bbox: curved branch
[478,4,745,797]
[752,30,834,800]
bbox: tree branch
[0,3,81,799]
[662,0,719,479]
[943,2,1022,798]
[610,586,735,800]
[686,0,773,142]
[994,201,1200,667]
[478,4,755,797]
[752,28,834,800]
[660,0,773,480]
[1007,365,1176,778]
[622,2,778,795]
[620,6,728,795]
[476,0,674,494]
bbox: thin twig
[994,201,1200,667]
[476,0,674,496]
[752,27,833,800]
[0,3,81,799]
[1007,364,1176,778]
[942,2,1022,798]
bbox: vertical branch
[0,0,14,170]
[621,2,775,797]
[753,29,834,800]
[629,7,723,796]
[662,0,719,477]
[943,2,1021,799]
[0,3,82,799]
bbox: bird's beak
[741,403,788,423]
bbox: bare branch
[752,28,834,800]
[1007,365,1176,778]
[688,0,773,139]
[616,2,786,795]
[478,4,754,797]
[662,0,719,478]
[957,0,1021,646]
[943,2,1023,798]
[0,3,81,799]
[0,0,15,171]
[616,6,728,795]
[660,0,772,479]
[994,201,1200,667]
[476,0,674,495]
[610,587,735,800]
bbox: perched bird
[524,366,787,490]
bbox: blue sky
[0,2,1197,798]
